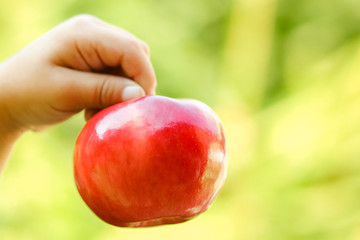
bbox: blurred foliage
[1,0,360,239]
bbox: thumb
[58,68,145,112]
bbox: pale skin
[0,15,157,172]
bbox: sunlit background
[1,0,360,239]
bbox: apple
[73,95,227,227]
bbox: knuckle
[126,36,143,52]
[56,14,99,40]
[68,14,97,29]
[96,76,112,107]
[141,41,150,53]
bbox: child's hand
[0,14,156,134]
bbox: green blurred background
[1,0,360,239]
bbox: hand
[0,14,157,134]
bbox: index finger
[77,14,151,57]
[94,29,157,95]
[53,16,157,95]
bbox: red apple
[73,95,227,227]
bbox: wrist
[0,105,24,140]
[0,116,23,173]
[0,63,25,172]
[0,63,25,140]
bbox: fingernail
[122,86,145,101]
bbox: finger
[55,18,157,95]
[76,14,151,56]
[55,68,145,112]
[90,27,156,95]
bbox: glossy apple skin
[73,95,227,227]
